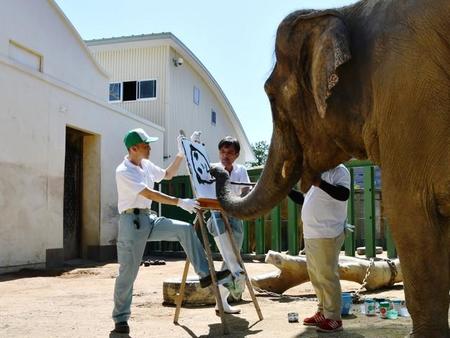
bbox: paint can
[364,299,376,316]
[379,301,390,319]
[391,299,402,312]
[341,292,352,315]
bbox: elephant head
[211,10,354,219]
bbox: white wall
[0,0,107,100]
[168,49,246,169]
[0,59,164,270]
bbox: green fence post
[385,220,397,258]
[242,220,249,254]
[255,216,265,255]
[345,167,356,256]
[287,199,298,255]
[363,166,376,258]
[271,206,281,252]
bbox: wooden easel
[173,198,263,335]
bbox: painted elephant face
[190,143,214,185]
[264,10,352,191]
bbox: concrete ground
[0,257,418,338]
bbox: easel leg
[197,210,230,335]
[221,213,264,321]
[173,258,190,324]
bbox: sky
[55,0,356,144]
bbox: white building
[86,33,254,170]
[0,0,165,272]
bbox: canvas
[181,138,216,199]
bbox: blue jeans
[207,212,244,249]
[112,213,209,323]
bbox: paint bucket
[341,292,352,315]
[387,309,398,319]
[379,301,390,319]
[391,299,402,312]
[364,299,376,316]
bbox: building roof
[86,33,254,161]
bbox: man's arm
[139,187,198,213]
[164,153,184,180]
[139,187,179,205]
[317,179,350,201]
[288,189,305,205]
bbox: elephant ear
[296,11,351,118]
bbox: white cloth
[116,156,166,213]
[211,162,250,196]
[301,164,350,239]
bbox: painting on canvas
[180,138,216,199]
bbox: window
[123,81,137,101]
[193,86,200,105]
[211,110,217,126]
[121,80,157,101]
[139,80,156,99]
[109,83,121,102]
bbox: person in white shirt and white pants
[207,136,251,314]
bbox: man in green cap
[112,128,230,335]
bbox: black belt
[122,208,151,215]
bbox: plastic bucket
[365,299,376,316]
[341,292,352,315]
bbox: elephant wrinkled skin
[212,0,450,336]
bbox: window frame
[211,109,217,126]
[108,82,122,102]
[137,79,157,101]
[193,86,200,105]
[122,80,138,102]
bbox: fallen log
[251,250,402,294]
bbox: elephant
[211,0,450,336]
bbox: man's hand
[177,135,185,157]
[177,198,200,214]
[190,131,202,144]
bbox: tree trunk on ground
[251,251,402,294]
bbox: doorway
[63,127,84,260]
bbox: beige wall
[167,49,247,169]
[88,37,255,172]
[91,45,169,126]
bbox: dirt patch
[0,257,431,338]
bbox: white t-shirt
[301,164,350,239]
[116,156,166,213]
[212,162,250,196]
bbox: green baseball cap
[124,128,158,149]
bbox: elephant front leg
[385,192,450,337]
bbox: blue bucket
[341,292,352,315]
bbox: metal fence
[152,160,397,259]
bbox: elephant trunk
[211,130,302,219]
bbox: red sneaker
[303,312,325,326]
[316,319,343,332]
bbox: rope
[252,286,317,302]
[352,258,374,303]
